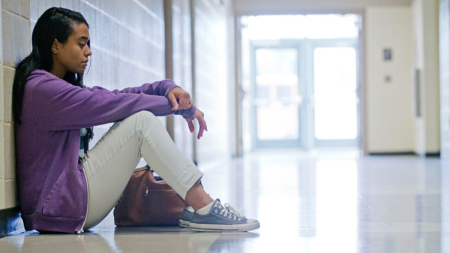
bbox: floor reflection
[2,228,260,253]
[315,160,357,252]
[0,149,447,253]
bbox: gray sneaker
[189,199,260,232]
[179,207,194,228]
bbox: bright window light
[243,14,359,40]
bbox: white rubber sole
[179,219,191,228]
[189,220,260,232]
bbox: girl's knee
[133,111,159,125]
[134,110,155,118]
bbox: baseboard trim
[0,206,24,238]
[369,152,415,156]
[368,151,441,157]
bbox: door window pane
[257,86,270,99]
[277,86,292,104]
[255,48,299,141]
[313,47,357,140]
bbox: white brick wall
[193,0,230,169]
[0,0,236,214]
[1,0,31,210]
[0,0,165,211]
[172,0,194,160]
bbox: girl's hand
[186,108,208,139]
[167,87,193,110]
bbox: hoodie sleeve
[84,79,179,96]
[31,74,195,131]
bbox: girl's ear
[51,39,60,53]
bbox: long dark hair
[12,7,90,124]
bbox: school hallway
[0,149,446,253]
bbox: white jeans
[80,111,203,229]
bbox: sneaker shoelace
[217,202,246,221]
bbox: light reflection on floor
[0,149,447,253]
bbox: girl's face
[51,22,91,78]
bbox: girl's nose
[86,46,92,56]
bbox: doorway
[310,40,359,147]
[241,14,361,151]
[251,43,302,148]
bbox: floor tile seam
[357,194,391,231]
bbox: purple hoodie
[15,69,196,233]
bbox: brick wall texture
[0,0,166,210]
[0,0,233,214]
[1,0,32,210]
[193,0,230,169]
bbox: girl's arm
[30,75,195,131]
[84,80,178,97]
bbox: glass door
[310,40,359,147]
[251,43,302,148]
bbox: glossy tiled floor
[1,149,448,252]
